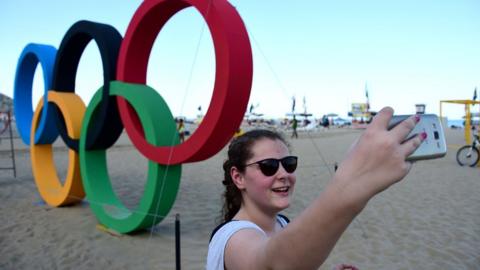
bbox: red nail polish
[414,115,420,123]
[421,132,427,140]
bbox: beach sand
[0,126,479,269]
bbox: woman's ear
[230,166,246,190]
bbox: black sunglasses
[245,156,298,176]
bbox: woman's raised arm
[224,107,424,270]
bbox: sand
[0,125,479,269]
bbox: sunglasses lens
[258,159,279,176]
[282,156,298,173]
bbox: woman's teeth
[272,187,289,192]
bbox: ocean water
[447,119,480,128]
[447,119,464,128]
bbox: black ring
[52,20,123,151]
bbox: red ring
[116,0,252,165]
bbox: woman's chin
[273,198,291,211]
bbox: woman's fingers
[369,107,394,130]
[371,107,422,146]
[401,132,426,157]
[333,264,359,270]
[391,114,419,142]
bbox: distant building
[349,103,373,122]
[415,104,426,114]
[0,93,13,113]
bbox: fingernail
[414,115,420,123]
[421,132,427,140]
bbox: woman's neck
[234,203,279,236]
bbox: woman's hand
[333,107,425,210]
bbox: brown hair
[221,129,287,222]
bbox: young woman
[206,107,426,270]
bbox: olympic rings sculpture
[14,0,252,233]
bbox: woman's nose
[276,163,290,178]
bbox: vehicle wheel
[456,145,480,167]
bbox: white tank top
[206,216,289,270]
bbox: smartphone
[388,114,447,161]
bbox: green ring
[80,81,181,233]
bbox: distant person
[291,116,298,139]
[206,108,425,269]
[322,115,330,129]
[177,118,186,143]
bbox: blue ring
[13,43,59,145]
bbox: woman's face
[240,138,296,215]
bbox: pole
[465,104,471,144]
[175,213,181,270]
[7,112,16,177]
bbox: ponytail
[221,159,243,222]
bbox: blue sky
[1,0,479,119]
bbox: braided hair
[221,129,287,222]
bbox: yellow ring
[30,91,86,206]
